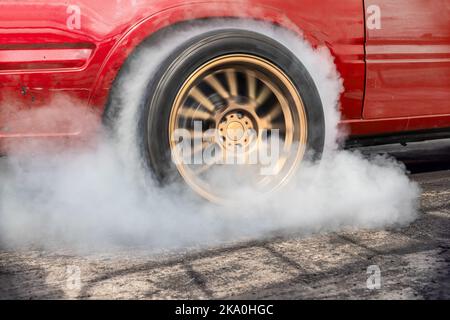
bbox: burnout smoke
[0,20,420,251]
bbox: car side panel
[0,0,365,142]
[0,1,448,146]
[363,0,450,130]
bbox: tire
[108,22,325,203]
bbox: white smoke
[0,20,420,252]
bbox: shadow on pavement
[0,257,65,300]
[355,139,450,174]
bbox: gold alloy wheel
[169,54,308,203]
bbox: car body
[0,0,449,150]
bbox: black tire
[108,22,325,195]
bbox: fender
[88,0,365,123]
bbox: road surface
[0,140,449,299]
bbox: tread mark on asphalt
[338,235,382,256]
[183,263,214,298]
[262,244,309,273]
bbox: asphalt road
[0,139,449,299]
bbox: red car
[0,0,449,202]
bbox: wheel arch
[89,2,330,115]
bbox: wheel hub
[218,111,254,149]
[226,122,244,140]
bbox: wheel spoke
[260,120,274,130]
[225,69,238,97]
[189,87,216,112]
[263,104,283,122]
[246,71,256,100]
[260,120,286,130]
[204,74,230,99]
[178,107,213,121]
[255,86,271,107]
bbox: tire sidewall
[139,28,325,185]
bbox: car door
[363,0,450,130]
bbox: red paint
[0,48,93,70]
[0,0,448,148]
[363,0,450,126]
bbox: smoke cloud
[0,20,420,252]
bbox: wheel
[113,24,325,203]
